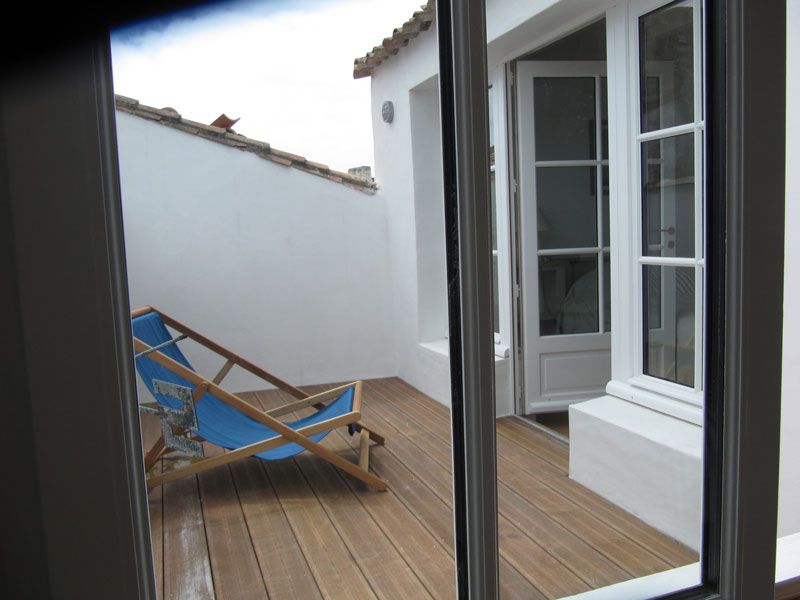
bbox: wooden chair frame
[131,306,387,491]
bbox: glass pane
[539,254,598,335]
[537,166,598,250]
[602,165,610,247]
[493,254,500,334]
[642,133,694,257]
[601,76,609,159]
[603,252,611,333]
[491,170,497,251]
[639,0,695,132]
[534,77,596,160]
[643,265,695,386]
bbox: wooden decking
[143,377,697,599]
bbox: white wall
[370,28,449,404]
[370,21,515,410]
[116,111,396,393]
[779,0,800,538]
[410,77,448,343]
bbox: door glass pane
[642,133,694,257]
[534,77,596,160]
[601,76,609,159]
[603,252,611,333]
[643,265,695,387]
[537,166,598,250]
[540,254,598,335]
[602,165,610,247]
[639,0,695,132]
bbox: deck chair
[130,306,387,491]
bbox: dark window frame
[0,0,787,598]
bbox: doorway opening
[512,18,609,440]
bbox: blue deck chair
[131,306,386,491]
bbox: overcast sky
[111,0,423,172]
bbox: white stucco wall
[370,28,450,405]
[369,20,516,411]
[779,0,800,538]
[116,111,396,393]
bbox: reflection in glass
[491,171,500,333]
[643,265,695,386]
[642,133,694,257]
[603,253,611,333]
[534,77,596,160]
[537,167,598,250]
[602,165,610,247]
[540,254,598,335]
[639,0,695,132]
[601,76,609,159]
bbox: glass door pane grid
[635,0,705,392]
[535,74,609,335]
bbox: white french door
[516,61,612,413]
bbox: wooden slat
[155,309,308,399]
[364,379,673,577]
[348,386,590,597]
[162,477,215,600]
[361,381,633,588]
[251,388,458,600]
[132,340,386,491]
[145,377,699,600]
[228,458,323,600]
[295,453,433,599]
[374,377,697,567]
[264,457,379,599]
[141,414,164,599]
[196,446,268,599]
[302,385,546,600]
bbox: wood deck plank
[371,378,697,568]
[146,377,698,600]
[294,453,434,600]
[196,446,269,600]
[360,382,632,593]
[301,385,546,600]
[162,475,215,600]
[140,415,165,600]
[366,380,676,577]
[228,458,324,600]
[249,388,434,600]
[264,457,379,600]
[261,388,460,600]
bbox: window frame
[630,0,707,399]
[0,0,785,597]
[440,0,786,598]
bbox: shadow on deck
[143,377,697,599]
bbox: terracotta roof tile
[353,1,434,79]
[115,95,377,194]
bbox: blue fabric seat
[132,311,354,461]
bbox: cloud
[111,0,424,171]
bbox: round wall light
[381,101,394,124]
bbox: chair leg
[358,427,371,472]
[144,436,166,471]
[355,423,385,446]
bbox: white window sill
[606,379,704,426]
[418,338,509,362]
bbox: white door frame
[516,60,612,413]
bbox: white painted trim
[637,121,701,142]
[606,379,703,424]
[629,374,704,406]
[624,0,706,397]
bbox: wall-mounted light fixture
[381,101,394,123]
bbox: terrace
[142,377,696,599]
